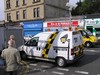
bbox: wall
[5,0,44,22]
[44,0,69,18]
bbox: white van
[19,31,84,67]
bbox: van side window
[83,31,87,36]
[25,37,38,46]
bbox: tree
[71,0,100,16]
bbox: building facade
[0,20,5,27]
[4,0,69,36]
[43,16,84,32]
[5,0,69,22]
[84,14,100,37]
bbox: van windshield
[80,30,93,36]
[84,30,93,36]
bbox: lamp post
[69,7,72,28]
[66,3,77,29]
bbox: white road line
[97,74,100,75]
[52,71,64,75]
[75,70,89,75]
[30,64,37,66]
[85,50,100,53]
[57,68,69,71]
[42,70,46,72]
[41,65,50,68]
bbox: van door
[34,41,43,57]
[24,37,39,56]
[53,32,69,59]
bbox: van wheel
[56,57,66,67]
[85,42,92,48]
[20,51,27,60]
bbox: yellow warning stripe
[74,45,84,55]
[42,32,58,58]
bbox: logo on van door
[61,34,68,43]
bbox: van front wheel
[56,57,66,67]
[85,42,92,48]
[20,51,27,60]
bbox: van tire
[85,42,92,48]
[56,57,66,67]
[20,51,27,60]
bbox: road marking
[34,68,41,70]
[52,71,64,75]
[41,65,50,68]
[42,70,46,72]
[57,68,69,71]
[30,63,37,66]
[97,74,100,75]
[85,50,100,53]
[75,70,89,75]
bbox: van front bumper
[92,40,100,45]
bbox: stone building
[4,0,69,35]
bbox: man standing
[1,40,21,75]
[8,35,16,48]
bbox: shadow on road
[67,52,100,67]
[18,59,57,75]
[85,45,100,49]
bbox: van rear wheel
[85,42,92,48]
[56,57,66,67]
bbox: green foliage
[71,0,100,16]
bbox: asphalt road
[0,46,100,75]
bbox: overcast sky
[0,0,79,21]
[0,0,4,20]
[69,0,79,6]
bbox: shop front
[43,21,78,31]
[22,20,43,36]
[85,18,100,37]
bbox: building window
[33,0,40,3]
[16,0,19,7]
[6,0,11,9]
[23,10,26,19]
[33,7,40,18]
[37,7,40,17]
[7,13,11,21]
[33,8,37,17]
[23,0,26,5]
[16,11,19,20]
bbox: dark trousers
[6,71,17,75]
